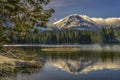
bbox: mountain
[52,14,120,30]
[52,14,100,30]
[92,17,120,28]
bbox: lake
[1,46,120,80]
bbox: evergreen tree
[0,0,54,30]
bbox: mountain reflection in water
[2,47,120,80]
[49,58,120,74]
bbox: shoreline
[0,47,45,77]
[3,44,120,52]
[0,54,43,77]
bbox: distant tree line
[1,27,120,44]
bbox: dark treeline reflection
[20,47,120,62]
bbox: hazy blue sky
[46,0,120,23]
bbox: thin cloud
[47,0,75,8]
[46,0,92,8]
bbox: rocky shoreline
[0,47,45,77]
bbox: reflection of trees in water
[16,47,120,62]
[1,47,120,76]
[39,51,119,62]
[100,51,114,62]
[42,51,120,74]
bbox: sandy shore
[0,53,43,77]
[0,55,20,64]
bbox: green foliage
[0,0,54,44]
[0,0,54,30]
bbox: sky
[46,0,120,24]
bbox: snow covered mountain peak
[52,14,100,30]
[51,14,120,30]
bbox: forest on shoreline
[1,27,120,45]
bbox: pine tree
[0,0,54,30]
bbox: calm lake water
[2,46,120,80]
